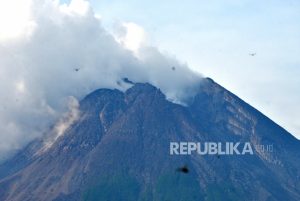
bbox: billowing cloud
[0,0,201,159]
[114,22,147,53]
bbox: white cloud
[0,0,35,41]
[117,22,146,53]
[15,80,26,93]
[0,0,201,159]
[60,0,91,16]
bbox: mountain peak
[0,79,300,201]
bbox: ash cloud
[0,0,202,159]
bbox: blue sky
[71,0,300,138]
[0,0,299,158]
[0,0,300,142]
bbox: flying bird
[74,68,80,72]
[176,165,189,174]
[171,66,176,71]
[249,53,256,56]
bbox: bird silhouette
[249,53,256,56]
[176,165,189,174]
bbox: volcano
[0,78,299,201]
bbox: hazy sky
[0,0,202,159]
[0,0,299,160]
[81,0,300,138]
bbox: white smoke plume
[0,0,202,159]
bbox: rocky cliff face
[0,78,299,201]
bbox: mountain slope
[0,78,299,201]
